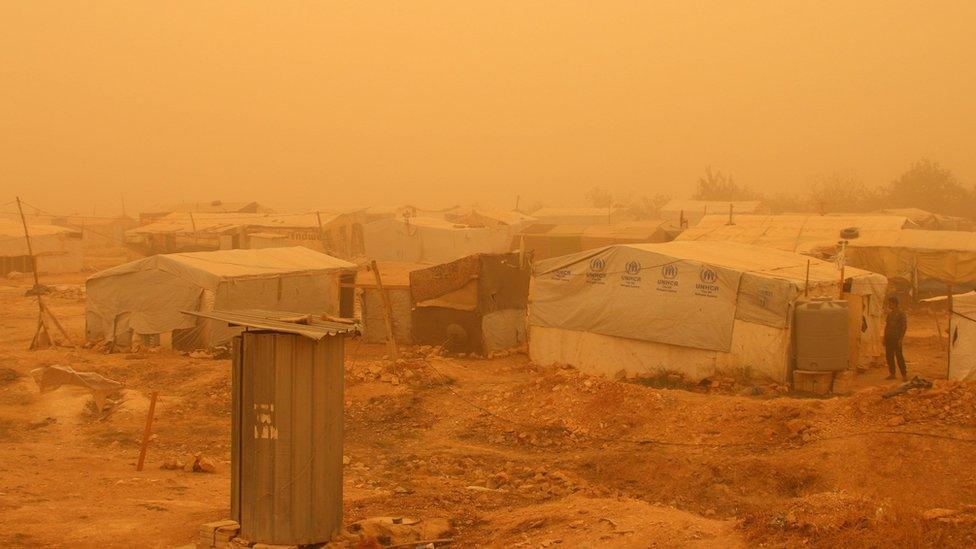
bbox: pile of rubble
[194,516,453,549]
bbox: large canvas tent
[363,217,515,264]
[515,221,674,261]
[86,247,355,350]
[676,214,915,255]
[950,292,976,381]
[660,200,768,227]
[529,241,887,382]
[0,219,83,275]
[839,230,976,292]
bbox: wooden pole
[369,260,399,360]
[838,264,845,299]
[947,284,954,379]
[136,391,159,471]
[17,197,52,349]
[804,259,811,298]
[15,197,40,288]
[315,211,328,253]
[728,203,733,225]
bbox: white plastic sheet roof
[88,246,355,290]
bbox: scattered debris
[882,376,934,399]
[327,517,453,548]
[30,364,123,411]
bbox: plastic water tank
[794,298,850,372]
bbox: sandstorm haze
[2,1,974,215]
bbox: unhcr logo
[695,265,720,297]
[656,263,678,293]
[586,256,607,284]
[620,259,642,288]
[589,257,607,273]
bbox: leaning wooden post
[947,284,954,379]
[17,197,50,349]
[369,260,399,360]
[136,391,159,471]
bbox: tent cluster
[22,195,963,386]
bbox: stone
[887,415,906,427]
[922,508,958,521]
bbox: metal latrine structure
[191,310,353,546]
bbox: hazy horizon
[2,1,974,216]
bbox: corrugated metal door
[232,331,344,545]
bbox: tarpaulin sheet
[531,245,742,352]
[950,292,976,381]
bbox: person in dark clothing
[884,296,908,381]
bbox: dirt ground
[2,264,976,547]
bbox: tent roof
[145,200,275,214]
[845,230,976,252]
[520,220,671,238]
[532,207,629,218]
[536,240,878,285]
[661,199,765,213]
[445,207,537,226]
[88,246,355,289]
[676,214,914,253]
[0,219,79,239]
[131,212,341,235]
[372,216,483,231]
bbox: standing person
[884,296,908,381]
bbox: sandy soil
[1,267,975,547]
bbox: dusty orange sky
[1,1,974,215]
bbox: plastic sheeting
[0,219,83,274]
[530,322,791,382]
[950,292,976,381]
[363,217,514,264]
[843,230,976,286]
[531,241,885,353]
[532,245,742,352]
[482,309,527,353]
[676,214,914,254]
[86,247,355,349]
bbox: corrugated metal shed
[193,309,348,545]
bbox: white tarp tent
[675,214,914,255]
[660,200,768,226]
[950,292,976,381]
[530,241,887,382]
[363,217,514,264]
[0,219,83,275]
[86,247,355,350]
